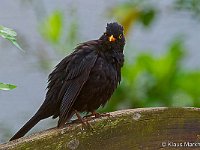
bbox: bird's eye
[119,34,122,39]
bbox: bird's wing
[58,49,98,126]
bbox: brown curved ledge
[1,107,200,150]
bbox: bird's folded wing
[58,50,97,126]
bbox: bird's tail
[10,114,42,141]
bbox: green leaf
[108,1,157,35]
[0,25,23,51]
[139,8,156,27]
[0,26,17,37]
[39,10,63,43]
[8,38,23,51]
[0,82,17,90]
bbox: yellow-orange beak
[108,35,116,42]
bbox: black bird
[10,22,125,141]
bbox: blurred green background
[1,0,200,143]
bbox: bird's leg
[73,110,93,129]
[73,110,86,125]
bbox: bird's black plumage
[10,22,125,141]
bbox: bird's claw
[72,110,94,130]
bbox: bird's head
[100,22,125,51]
